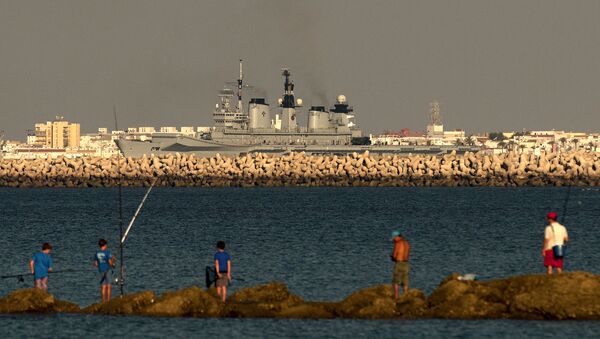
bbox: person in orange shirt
[390,231,411,300]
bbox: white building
[159,126,178,133]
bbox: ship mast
[237,59,243,113]
[281,69,295,108]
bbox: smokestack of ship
[248,98,270,129]
[308,106,330,131]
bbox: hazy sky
[1,0,599,139]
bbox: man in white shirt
[543,212,569,275]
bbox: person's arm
[48,257,53,272]
[109,254,116,268]
[29,259,34,274]
[543,227,550,256]
[215,259,221,277]
[405,242,411,261]
[564,228,569,243]
[227,260,231,281]
[391,243,398,261]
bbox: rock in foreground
[0,288,79,313]
[3,273,600,320]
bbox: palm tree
[497,141,506,153]
[559,137,567,151]
[465,135,477,146]
[507,140,516,152]
[572,138,579,150]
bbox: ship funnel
[248,98,270,129]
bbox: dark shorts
[216,273,229,287]
[544,249,564,269]
[392,261,409,286]
[99,271,112,285]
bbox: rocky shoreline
[2,272,600,320]
[1,151,599,187]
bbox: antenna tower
[429,101,442,125]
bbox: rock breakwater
[1,151,599,187]
[2,272,600,320]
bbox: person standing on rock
[390,231,410,299]
[214,240,232,303]
[543,212,568,275]
[29,242,53,290]
[94,239,116,302]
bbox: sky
[1,0,599,140]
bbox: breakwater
[2,272,600,320]
[1,150,599,187]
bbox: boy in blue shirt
[29,242,53,290]
[94,239,116,302]
[214,240,232,303]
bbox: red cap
[547,212,558,220]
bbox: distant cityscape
[1,101,599,159]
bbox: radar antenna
[280,68,296,108]
[237,59,243,112]
[429,100,442,125]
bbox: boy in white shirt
[543,212,569,275]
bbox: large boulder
[83,291,155,315]
[395,289,428,318]
[488,272,600,319]
[0,288,79,313]
[276,302,336,319]
[336,285,425,319]
[143,286,221,317]
[427,275,507,319]
[224,282,304,317]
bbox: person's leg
[100,273,107,302]
[222,286,227,303]
[41,277,48,291]
[216,286,222,299]
[106,283,112,301]
[556,259,563,274]
[34,279,41,289]
[546,265,552,275]
[392,262,400,300]
[402,264,409,295]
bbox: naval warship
[116,61,478,158]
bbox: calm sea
[1,187,599,338]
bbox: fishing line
[560,185,572,224]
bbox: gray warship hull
[116,62,480,158]
[116,136,479,158]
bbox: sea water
[1,187,599,338]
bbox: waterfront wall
[1,150,599,187]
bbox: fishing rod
[121,179,157,245]
[114,105,125,296]
[1,269,90,282]
[112,106,157,294]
